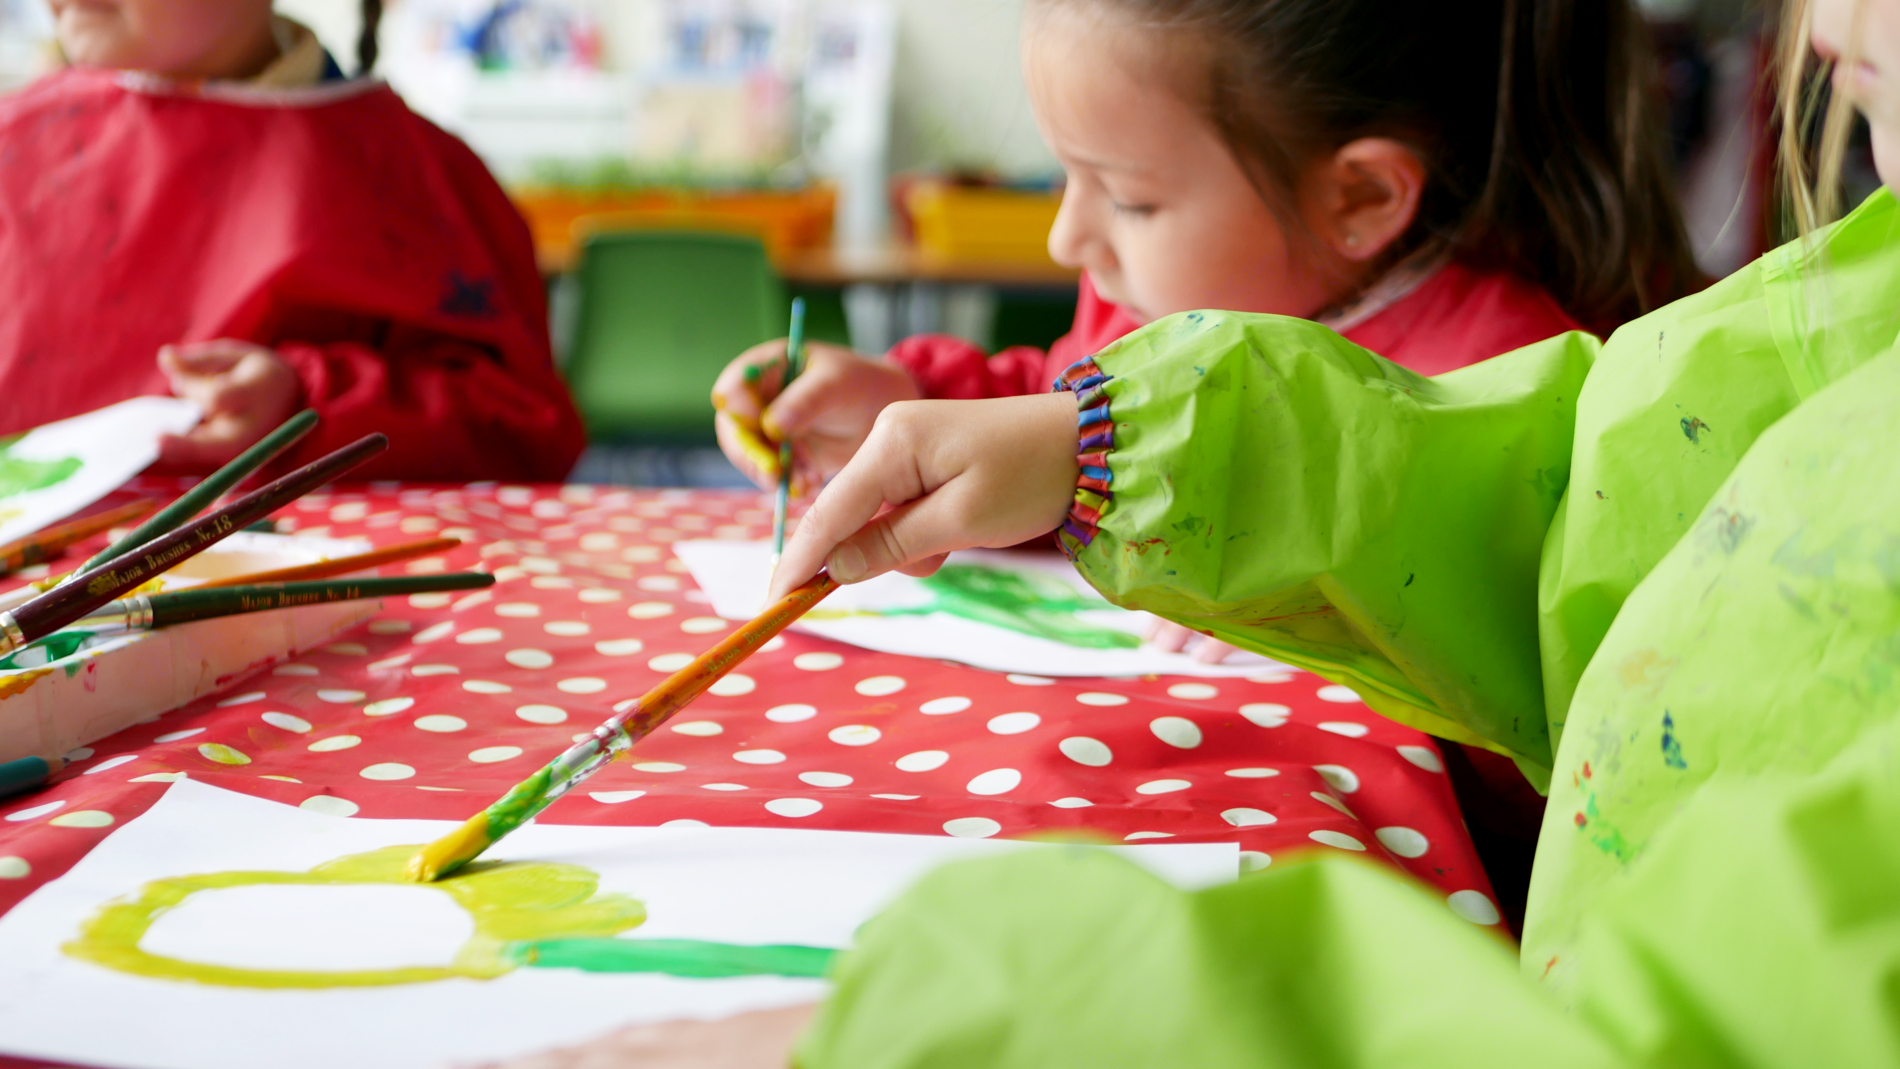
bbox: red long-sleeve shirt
[889,264,1582,400]
[0,69,584,482]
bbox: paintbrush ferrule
[0,611,23,656]
[67,594,153,635]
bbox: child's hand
[712,339,922,493]
[770,392,1077,600]
[156,341,301,470]
[483,1004,812,1068]
[1143,616,1243,664]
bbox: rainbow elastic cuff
[1053,357,1113,559]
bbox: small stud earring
[1344,233,1360,247]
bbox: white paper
[0,396,201,547]
[675,539,1286,678]
[0,780,1235,1069]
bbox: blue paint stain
[1661,712,1687,769]
[1680,416,1711,443]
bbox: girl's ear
[1311,138,1427,263]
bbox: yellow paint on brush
[724,412,782,481]
[404,813,496,883]
[63,845,645,988]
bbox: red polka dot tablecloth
[0,484,1503,936]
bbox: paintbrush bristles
[404,814,495,883]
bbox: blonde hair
[1778,0,1866,236]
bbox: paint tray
[0,532,380,764]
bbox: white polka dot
[1135,779,1191,794]
[1317,685,1361,703]
[216,691,266,707]
[130,773,185,783]
[760,636,786,652]
[360,763,416,781]
[1058,737,1113,767]
[409,593,453,609]
[919,697,971,714]
[455,628,504,645]
[1221,807,1277,827]
[701,783,749,791]
[325,642,369,656]
[660,818,709,828]
[1075,691,1129,706]
[505,648,554,670]
[415,715,467,733]
[299,796,359,817]
[634,762,687,773]
[273,664,320,676]
[765,798,822,818]
[0,856,29,878]
[516,705,568,724]
[854,675,906,697]
[414,622,456,644]
[765,704,816,723]
[1313,764,1361,794]
[543,621,590,637]
[799,771,853,788]
[987,712,1041,735]
[1398,745,1445,773]
[594,639,645,657]
[1166,682,1219,700]
[463,680,513,695]
[63,748,92,762]
[681,617,730,634]
[197,743,250,765]
[943,817,1001,838]
[629,601,674,618]
[455,592,495,612]
[671,721,724,736]
[648,653,694,672]
[1124,831,1174,840]
[872,794,920,801]
[733,750,786,765]
[1318,721,1370,738]
[1376,827,1430,858]
[83,755,139,775]
[1448,890,1502,925]
[412,664,458,676]
[1308,830,1366,851]
[1050,797,1094,808]
[1149,716,1203,748]
[1005,674,1056,686]
[1239,703,1290,727]
[828,725,881,746]
[1224,767,1279,778]
[317,689,366,704]
[308,736,361,752]
[707,674,755,697]
[793,652,844,671]
[363,698,415,717]
[895,750,949,772]
[4,801,62,822]
[557,677,608,694]
[154,729,204,743]
[589,790,646,803]
[1240,851,1272,873]
[1311,791,1355,816]
[578,588,622,604]
[495,602,541,618]
[46,810,113,829]
[966,768,1022,795]
[470,746,524,763]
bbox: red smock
[0,69,585,482]
[889,262,1584,399]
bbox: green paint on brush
[893,563,1141,650]
[505,937,837,979]
[480,763,559,840]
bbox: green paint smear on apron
[883,563,1139,650]
[506,937,836,979]
[63,845,841,988]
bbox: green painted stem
[506,937,837,979]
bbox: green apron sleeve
[1055,313,1596,784]
[796,847,1616,1069]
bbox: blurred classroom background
[0,0,1851,486]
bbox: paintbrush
[188,536,462,590]
[0,498,158,577]
[60,572,493,638]
[770,297,808,569]
[0,434,387,658]
[0,409,320,611]
[406,570,841,882]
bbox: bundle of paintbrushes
[407,571,840,882]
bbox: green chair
[563,230,786,444]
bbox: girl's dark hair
[358,0,384,74]
[1042,0,1702,334]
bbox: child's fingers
[1191,637,1241,664]
[710,339,790,422]
[714,411,782,490]
[158,340,255,378]
[156,428,246,470]
[1144,619,1195,653]
[768,445,928,599]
